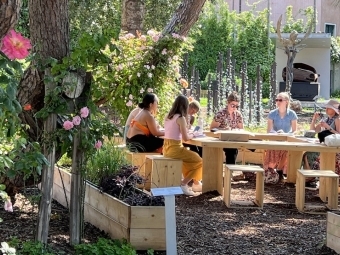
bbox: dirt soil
[1,180,339,255]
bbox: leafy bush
[74,238,138,255]
[20,241,56,255]
[86,141,128,185]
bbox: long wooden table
[185,136,339,201]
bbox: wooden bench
[145,155,182,190]
[124,151,161,182]
[296,170,339,214]
[224,164,264,209]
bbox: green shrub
[86,141,128,185]
[20,241,56,255]
[74,238,138,255]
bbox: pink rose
[126,100,133,107]
[72,116,81,126]
[94,140,102,149]
[63,120,74,130]
[80,107,89,118]
[1,30,32,60]
[4,199,13,212]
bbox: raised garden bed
[52,167,166,250]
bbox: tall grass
[86,141,128,185]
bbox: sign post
[151,187,183,255]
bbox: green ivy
[74,238,139,255]
[331,37,340,64]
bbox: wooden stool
[145,155,182,190]
[296,170,339,213]
[224,164,264,209]
[124,151,161,179]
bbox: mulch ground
[1,180,339,255]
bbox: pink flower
[126,100,133,107]
[72,116,81,126]
[147,88,153,93]
[94,140,102,149]
[1,30,32,60]
[4,199,13,212]
[161,48,167,55]
[129,94,133,100]
[152,35,159,42]
[80,107,89,118]
[140,88,145,94]
[63,120,74,130]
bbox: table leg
[202,147,224,194]
[286,151,303,183]
[319,152,336,202]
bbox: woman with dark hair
[126,93,164,152]
[163,95,202,196]
[210,91,243,164]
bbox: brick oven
[279,63,320,101]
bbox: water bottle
[197,117,204,134]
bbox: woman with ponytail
[126,93,164,152]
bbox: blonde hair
[277,92,290,108]
[189,100,200,111]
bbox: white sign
[151,187,183,197]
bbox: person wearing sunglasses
[210,91,243,165]
[263,92,298,184]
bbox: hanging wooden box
[52,167,166,250]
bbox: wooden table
[185,136,339,200]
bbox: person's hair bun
[138,102,144,108]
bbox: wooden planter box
[52,167,166,250]
[327,212,340,253]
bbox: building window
[325,23,336,36]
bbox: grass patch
[200,97,207,107]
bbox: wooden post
[195,69,201,101]
[207,73,212,116]
[70,131,85,245]
[36,69,57,243]
[232,58,236,92]
[249,80,252,124]
[256,65,262,124]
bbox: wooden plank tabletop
[187,137,340,152]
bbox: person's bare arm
[267,119,274,133]
[177,117,193,142]
[291,119,297,133]
[210,119,221,130]
[146,115,164,136]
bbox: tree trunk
[121,0,145,35]
[26,0,70,244]
[0,0,21,40]
[163,0,206,36]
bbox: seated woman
[302,99,340,188]
[126,93,164,153]
[263,92,297,184]
[210,91,243,164]
[183,100,202,155]
[124,106,142,143]
[163,95,202,196]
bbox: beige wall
[225,0,339,35]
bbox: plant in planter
[99,165,164,207]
